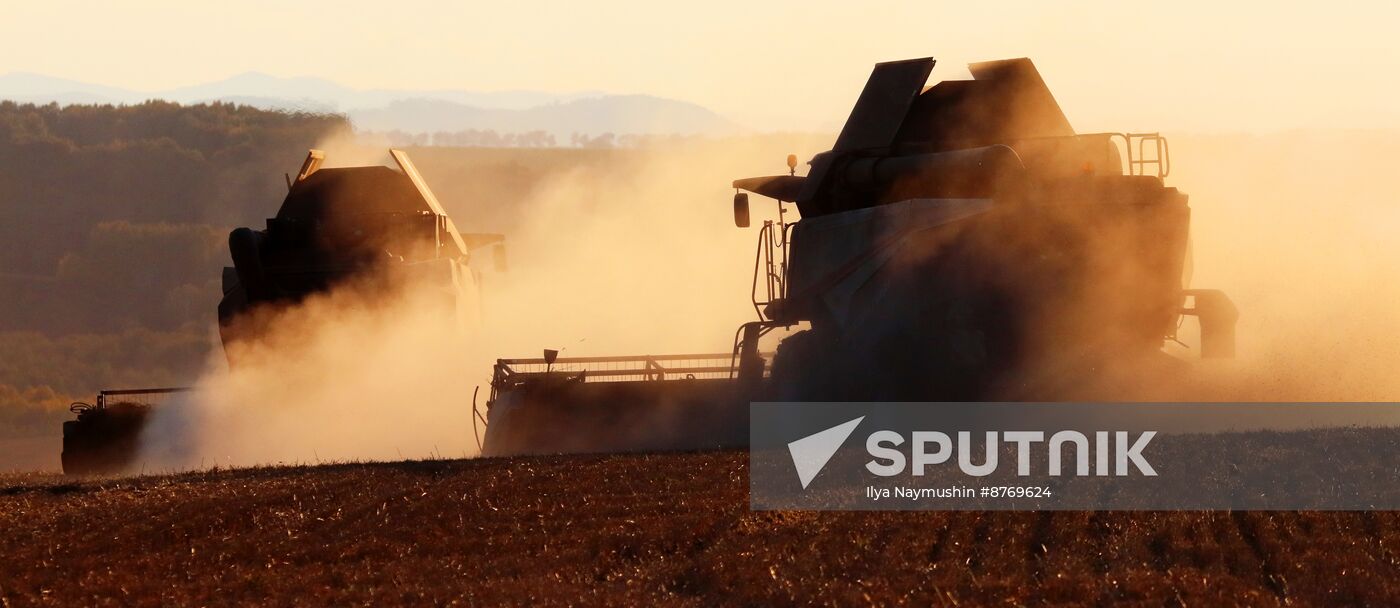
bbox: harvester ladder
[751,219,793,321]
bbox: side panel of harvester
[780,197,994,331]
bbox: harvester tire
[768,329,841,401]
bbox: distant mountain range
[0,72,741,138]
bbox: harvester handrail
[496,353,736,365]
[1074,132,1170,178]
[98,387,194,397]
[567,365,737,379]
[491,353,763,397]
[750,219,795,322]
[94,386,194,409]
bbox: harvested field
[2,451,1398,606]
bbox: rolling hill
[0,72,740,137]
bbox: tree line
[0,101,350,438]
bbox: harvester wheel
[768,329,841,401]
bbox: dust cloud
[137,134,826,469]
[141,278,485,467]
[1164,131,1400,402]
[1006,130,1400,410]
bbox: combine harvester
[481,56,1237,456]
[61,149,503,474]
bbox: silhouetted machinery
[61,388,192,475]
[481,57,1236,456]
[218,149,504,353]
[62,149,502,474]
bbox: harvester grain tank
[218,149,504,352]
[481,56,1237,456]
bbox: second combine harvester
[62,149,502,473]
[484,57,1238,456]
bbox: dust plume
[137,134,826,469]
[1163,131,1400,402]
[1003,130,1400,409]
[140,275,487,468]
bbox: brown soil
[2,451,1397,606]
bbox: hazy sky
[3,1,1398,133]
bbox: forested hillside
[0,102,349,440]
[0,102,666,448]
